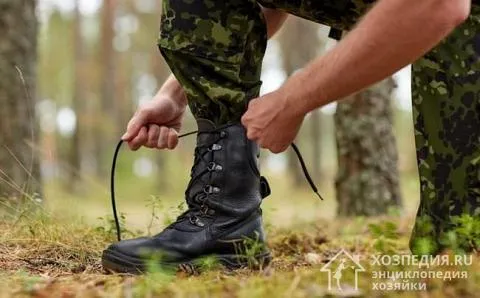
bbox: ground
[1,174,479,297]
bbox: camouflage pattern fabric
[159,0,267,124]
[410,5,480,255]
[158,0,479,253]
[258,0,375,30]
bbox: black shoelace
[110,130,323,241]
[174,129,227,227]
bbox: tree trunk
[0,0,42,204]
[335,78,401,216]
[95,0,117,177]
[68,0,84,193]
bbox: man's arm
[287,0,470,114]
[242,0,471,153]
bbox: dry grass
[0,172,477,297]
[1,211,479,298]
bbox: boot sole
[102,247,272,274]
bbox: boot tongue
[196,118,217,132]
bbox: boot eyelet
[211,144,222,151]
[203,185,212,194]
[208,162,216,171]
[220,131,228,138]
[189,216,205,227]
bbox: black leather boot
[102,119,271,273]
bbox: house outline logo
[320,248,366,292]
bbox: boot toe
[107,237,152,258]
[102,236,190,273]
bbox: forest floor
[1,176,479,297]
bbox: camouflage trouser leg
[158,0,267,125]
[410,5,480,255]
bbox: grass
[1,212,479,297]
[0,174,478,297]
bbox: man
[102,0,479,273]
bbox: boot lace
[110,129,323,241]
[174,129,227,227]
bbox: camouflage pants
[158,1,480,253]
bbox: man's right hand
[122,76,187,151]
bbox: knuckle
[138,107,151,117]
[138,108,147,116]
[157,137,167,148]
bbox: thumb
[122,113,146,141]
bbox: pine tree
[0,0,42,203]
[335,78,402,215]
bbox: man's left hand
[241,89,305,153]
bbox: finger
[122,111,147,141]
[157,126,169,149]
[145,125,161,148]
[270,144,288,154]
[166,128,179,150]
[270,146,282,154]
[128,127,148,151]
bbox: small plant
[368,221,400,254]
[229,232,268,269]
[195,255,221,272]
[163,201,187,226]
[96,213,136,240]
[410,215,438,255]
[133,252,176,296]
[440,214,480,254]
[145,195,163,236]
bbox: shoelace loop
[110,130,323,242]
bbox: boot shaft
[188,119,263,217]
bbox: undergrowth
[1,209,479,298]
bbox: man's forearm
[155,74,187,106]
[286,0,470,114]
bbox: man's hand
[122,75,187,151]
[241,88,304,153]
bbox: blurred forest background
[1,0,420,230]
